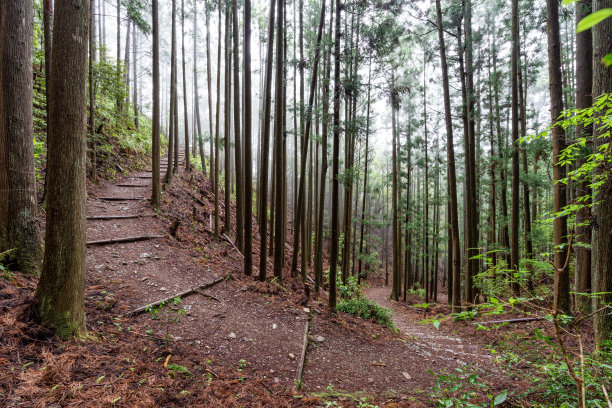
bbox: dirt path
[364,286,496,369]
[83,160,514,404]
[85,157,308,392]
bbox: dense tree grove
[1,0,612,403]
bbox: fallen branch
[475,317,546,325]
[86,214,154,220]
[223,233,243,257]
[132,175,152,179]
[86,235,164,246]
[116,184,148,188]
[127,276,225,316]
[295,315,312,390]
[306,275,328,297]
[98,196,146,201]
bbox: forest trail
[82,161,513,402]
[364,286,496,368]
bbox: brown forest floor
[0,155,563,407]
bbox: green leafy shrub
[337,297,394,328]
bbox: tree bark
[232,0,243,250]
[329,0,341,309]
[436,0,461,311]
[290,0,326,279]
[214,4,222,237]
[182,0,190,172]
[36,0,89,338]
[273,0,285,281]
[258,0,276,280]
[151,0,161,209]
[314,4,333,292]
[194,3,206,175]
[574,0,592,313]
[89,0,96,181]
[0,0,43,274]
[243,0,253,276]
[591,0,612,346]
[510,0,520,296]
[546,0,570,314]
[164,0,177,183]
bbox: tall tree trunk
[546,0,570,314]
[152,0,161,209]
[224,4,231,233]
[486,13,497,270]
[290,0,326,279]
[133,27,139,129]
[423,63,430,303]
[329,0,341,309]
[390,70,401,301]
[436,0,461,311]
[574,0,592,313]
[232,0,244,250]
[182,0,191,172]
[165,0,177,183]
[244,0,253,276]
[273,0,285,280]
[314,3,333,291]
[0,0,43,274]
[124,20,131,113]
[194,3,206,175]
[463,0,479,304]
[591,0,612,346]
[358,60,372,282]
[36,0,89,338]
[206,5,214,179]
[258,0,276,280]
[214,5,222,237]
[510,0,521,296]
[518,43,533,293]
[89,0,96,181]
[116,0,122,111]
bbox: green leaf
[602,53,612,67]
[433,320,441,330]
[562,0,577,4]
[493,390,508,405]
[577,8,612,32]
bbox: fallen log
[86,214,154,220]
[86,235,164,246]
[132,175,152,179]
[116,184,148,188]
[295,314,312,390]
[127,277,225,316]
[475,317,546,325]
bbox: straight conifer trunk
[435,0,461,311]
[243,0,253,276]
[329,0,341,309]
[0,0,43,274]
[591,0,612,346]
[151,0,161,209]
[574,0,592,312]
[182,0,190,172]
[258,0,276,280]
[510,0,520,296]
[232,0,244,250]
[546,0,570,314]
[36,0,89,338]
